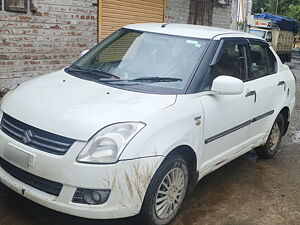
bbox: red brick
[23,55,31,59]
[18,16,32,22]
[50,60,60,64]
[0,29,13,34]
[30,61,40,65]
[77,43,86,47]
[0,55,9,60]
[34,12,42,16]
[20,43,33,47]
[50,25,61,29]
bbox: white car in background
[0,23,296,225]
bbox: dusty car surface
[0,23,296,225]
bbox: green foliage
[252,0,300,23]
[252,0,268,14]
[287,4,300,22]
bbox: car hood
[1,70,177,141]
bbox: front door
[200,38,254,170]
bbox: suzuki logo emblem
[22,130,33,144]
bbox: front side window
[206,40,247,88]
[266,48,277,74]
[67,29,209,94]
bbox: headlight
[77,122,146,164]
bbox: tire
[139,154,189,225]
[255,114,285,159]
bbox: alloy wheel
[155,167,186,220]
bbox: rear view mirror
[211,76,244,95]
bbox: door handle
[245,90,257,102]
[278,81,286,90]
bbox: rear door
[245,39,284,144]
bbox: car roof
[124,23,262,40]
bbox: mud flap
[187,170,199,194]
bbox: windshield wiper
[65,67,120,79]
[132,77,182,82]
[88,69,120,79]
[99,76,182,84]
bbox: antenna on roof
[161,23,169,28]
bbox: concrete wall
[212,2,234,29]
[0,0,97,89]
[165,0,190,24]
[165,0,237,29]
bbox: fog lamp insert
[72,188,111,205]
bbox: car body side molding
[205,110,275,144]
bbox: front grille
[0,158,63,196]
[0,113,75,155]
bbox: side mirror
[80,49,89,57]
[266,36,272,42]
[266,32,272,42]
[211,76,244,95]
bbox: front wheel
[139,154,189,225]
[255,114,284,159]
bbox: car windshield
[66,28,209,94]
[250,29,266,39]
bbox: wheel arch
[164,145,199,193]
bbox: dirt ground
[0,69,299,225]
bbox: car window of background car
[250,29,266,39]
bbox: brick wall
[165,0,190,23]
[0,0,97,89]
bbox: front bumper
[0,128,164,219]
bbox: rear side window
[266,48,277,74]
[249,43,277,79]
[249,44,268,78]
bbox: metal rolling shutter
[99,0,165,40]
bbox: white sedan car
[0,23,295,225]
